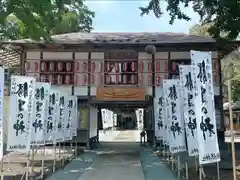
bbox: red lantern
[41,62,47,72]
[156,61,160,72]
[156,75,161,86]
[148,62,152,72]
[82,75,87,85]
[34,62,39,72]
[49,61,55,72]
[123,62,128,72]
[82,62,87,73]
[164,61,168,72]
[131,75,135,84]
[91,62,96,72]
[105,75,110,84]
[25,62,30,72]
[115,62,119,72]
[106,62,111,72]
[57,62,63,72]
[131,62,136,72]
[123,75,127,84]
[57,75,62,84]
[75,62,80,72]
[172,62,176,72]
[99,62,103,73]
[40,75,45,82]
[139,61,144,73]
[65,75,71,84]
[148,75,152,85]
[66,62,72,72]
[116,74,119,83]
[91,75,95,84]
[48,75,53,84]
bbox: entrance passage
[117,116,137,130]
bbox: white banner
[45,90,59,144]
[113,114,117,127]
[7,76,35,152]
[31,82,50,145]
[191,50,220,164]
[0,68,4,159]
[101,109,108,129]
[179,65,199,156]
[71,96,78,137]
[135,109,144,130]
[55,94,66,142]
[65,96,75,141]
[162,83,170,146]
[163,79,186,153]
[155,88,164,140]
[108,110,113,128]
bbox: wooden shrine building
[0,32,235,147]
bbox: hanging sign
[191,50,220,164]
[163,79,186,153]
[7,76,36,152]
[45,90,59,144]
[179,65,199,156]
[31,82,50,145]
[0,68,4,159]
[155,88,164,140]
[55,94,66,142]
[71,96,78,137]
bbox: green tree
[140,0,240,41]
[0,0,94,41]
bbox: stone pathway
[46,130,176,180]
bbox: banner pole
[40,146,45,179]
[227,78,237,180]
[53,142,56,172]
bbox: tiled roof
[8,32,215,44]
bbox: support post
[87,52,91,149]
[227,77,237,180]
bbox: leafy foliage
[140,0,240,40]
[0,0,94,41]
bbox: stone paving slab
[77,152,145,180]
[140,149,177,180]
[45,152,97,180]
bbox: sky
[86,0,200,33]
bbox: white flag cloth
[0,68,4,158]
[163,79,186,153]
[31,82,50,146]
[7,76,36,152]
[155,88,164,140]
[71,96,78,137]
[45,90,59,144]
[65,96,76,140]
[191,50,220,164]
[179,65,199,156]
[55,94,66,142]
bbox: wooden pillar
[152,53,156,147]
[218,51,225,133]
[87,52,91,149]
